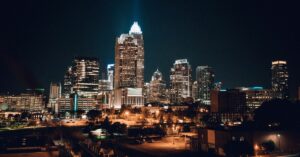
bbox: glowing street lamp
[254,144,259,156]
[125,111,129,116]
[124,111,130,120]
[277,134,281,151]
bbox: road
[121,137,187,157]
[0,151,59,157]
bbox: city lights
[0,1,299,157]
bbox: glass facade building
[170,59,192,103]
[271,60,289,99]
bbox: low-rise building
[0,93,44,111]
[195,128,300,156]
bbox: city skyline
[1,0,300,99]
[1,1,300,156]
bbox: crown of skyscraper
[129,21,142,34]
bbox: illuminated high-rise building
[63,57,100,98]
[149,69,167,103]
[271,60,289,99]
[107,64,114,90]
[235,87,273,112]
[192,81,198,101]
[48,82,62,112]
[144,82,150,103]
[63,66,72,97]
[195,66,215,105]
[170,59,192,103]
[49,83,62,99]
[113,22,144,108]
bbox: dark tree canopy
[224,140,254,157]
[254,99,300,129]
[87,109,102,120]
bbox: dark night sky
[0,0,300,98]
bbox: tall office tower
[114,22,144,89]
[144,82,150,103]
[72,57,100,97]
[99,80,111,92]
[49,83,62,99]
[192,81,198,101]
[113,22,144,108]
[107,64,114,90]
[236,87,273,112]
[63,57,100,98]
[64,66,73,97]
[149,69,167,103]
[195,66,215,105]
[48,83,61,112]
[170,59,192,103]
[271,60,289,99]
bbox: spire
[155,68,160,73]
[129,21,142,34]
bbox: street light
[124,111,130,120]
[125,111,129,116]
[277,134,281,152]
[254,144,259,156]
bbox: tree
[77,109,85,117]
[224,140,253,157]
[111,122,127,134]
[186,105,197,119]
[182,124,190,132]
[20,111,31,120]
[120,104,130,115]
[87,110,102,120]
[102,116,111,131]
[261,140,275,153]
[132,107,141,114]
[154,125,166,137]
[254,99,300,129]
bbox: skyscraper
[63,57,100,98]
[149,69,167,103]
[63,66,72,97]
[195,66,215,105]
[192,81,199,101]
[48,82,61,112]
[107,64,114,90]
[113,22,144,108]
[49,83,62,99]
[114,22,144,89]
[271,60,289,99]
[170,59,192,103]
